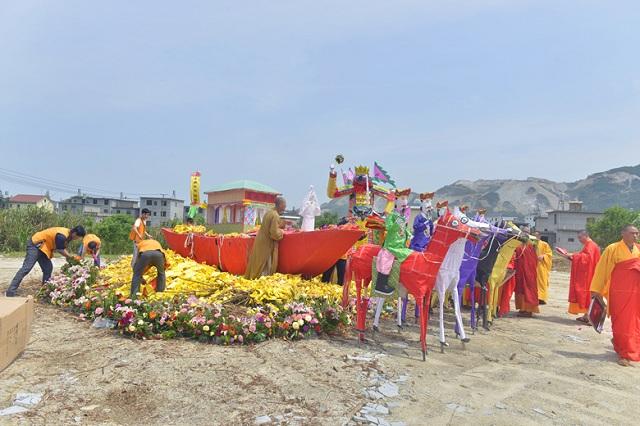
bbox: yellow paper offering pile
[172,224,207,234]
[99,250,350,307]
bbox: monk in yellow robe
[590,224,640,366]
[534,232,553,304]
[245,197,286,279]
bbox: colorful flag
[372,162,396,187]
[341,167,355,185]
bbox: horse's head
[453,205,491,233]
[500,221,531,242]
[436,211,482,244]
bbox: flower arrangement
[38,254,354,345]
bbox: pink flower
[238,335,244,343]
[94,307,104,316]
[248,323,256,333]
[190,316,206,325]
[125,299,132,305]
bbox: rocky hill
[321,164,640,217]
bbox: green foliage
[315,211,339,228]
[587,206,640,248]
[192,214,206,225]
[93,214,135,254]
[0,207,94,253]
[0,207,180,255]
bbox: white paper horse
[432,206,490,352]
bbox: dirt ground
[1,256,638,425]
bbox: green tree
[315,211,339,228]
[587,206,640,248]
[94,214,135,254]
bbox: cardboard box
[0,296,34,372]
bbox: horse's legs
[488,279,498,323]
[481,282,489,330]
[452,286,469,343]
[470,279,477,331]
[401,296,408,324]
[419,295,428,360]
[438,286,448,352]
[454,278,465,336]
[373,297,385,330]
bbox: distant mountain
[321,164,640,218]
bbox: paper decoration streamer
[188,172,202,218]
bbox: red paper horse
[345,211,480,360]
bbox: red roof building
[8,194,54,212]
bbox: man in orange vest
[129,208,151,268]
[5,226,86,297]
[131,239,167,298]
[79,234,102,267]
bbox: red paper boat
[162,228,364,276]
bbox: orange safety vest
[129,218,146,242]
[137,239,163,253]
[31,227,71,259]
[83,234,101,255]
[137,239,169,269]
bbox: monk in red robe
[515,236,539,317]
[556,230,601,323]
[498,255,516,317]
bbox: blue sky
[1,1,639,207]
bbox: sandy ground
[0,256,638,425]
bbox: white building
[535,201,603,251]
[140,192,184,227]
[59,193,138,220]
